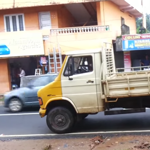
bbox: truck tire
[46,107,75,134]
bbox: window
[29,75,56,87]
[39,12,51,30]
[4,14,25,32]
[64,56,93,76]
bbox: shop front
[0,31,45,94]
[122,34,150,72]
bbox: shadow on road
[73,112,150,133]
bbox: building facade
[0,0,143,94]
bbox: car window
[48,75,57,82]
[29,75,57,87]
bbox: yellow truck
[38,43,150,134]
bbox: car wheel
[46,107,75,134]
[8,98,23,112]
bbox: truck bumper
[39,108,46,118]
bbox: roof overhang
[0,0,110,10]
[110,0,143,18]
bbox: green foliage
[136,14,150,33]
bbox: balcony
[50,25,109,35]
[44,25,113,54]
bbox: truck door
[61,54,98,113]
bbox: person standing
[141,55,150,67]
[18,67,25,87]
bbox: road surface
[1,106,150,137]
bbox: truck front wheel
[46,107,75,134]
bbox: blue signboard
[0,45,10,55]
[122,39,150,51]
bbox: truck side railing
[106,65,150,78]
[103,65,150,101]
[102,43,116,79]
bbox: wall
[97,1,136,39]
[57,5,76,28]
[0,4,77,32]
[0,59,10,94]
[0,5,60,32]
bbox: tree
[136,18,142,33]
[136,14,150,33]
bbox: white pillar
[142,0,146,29]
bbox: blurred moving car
[4,74,57,112]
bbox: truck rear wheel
[46,107,75,134]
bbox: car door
[61,54,98,113]
[24,76,51,105]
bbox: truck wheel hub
[55,115,66,126]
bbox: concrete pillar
[0,59,11,94]
[96,1,105,26]
[142,0,146,29]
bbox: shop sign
[122,34,150,51]
[40,57,47,65]
[124,51,131,72]
[0,31,44,57]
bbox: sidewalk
[0,100,3,106]
[0,101,3,106]
[0,135,150,150]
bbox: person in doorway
[19,67,25,77]
[18,67,25,87]
[141,55,150,67]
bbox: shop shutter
[39,12,51,29]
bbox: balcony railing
[50,25,110,35]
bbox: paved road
[1,106,150,136]
[0,106,39,114]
